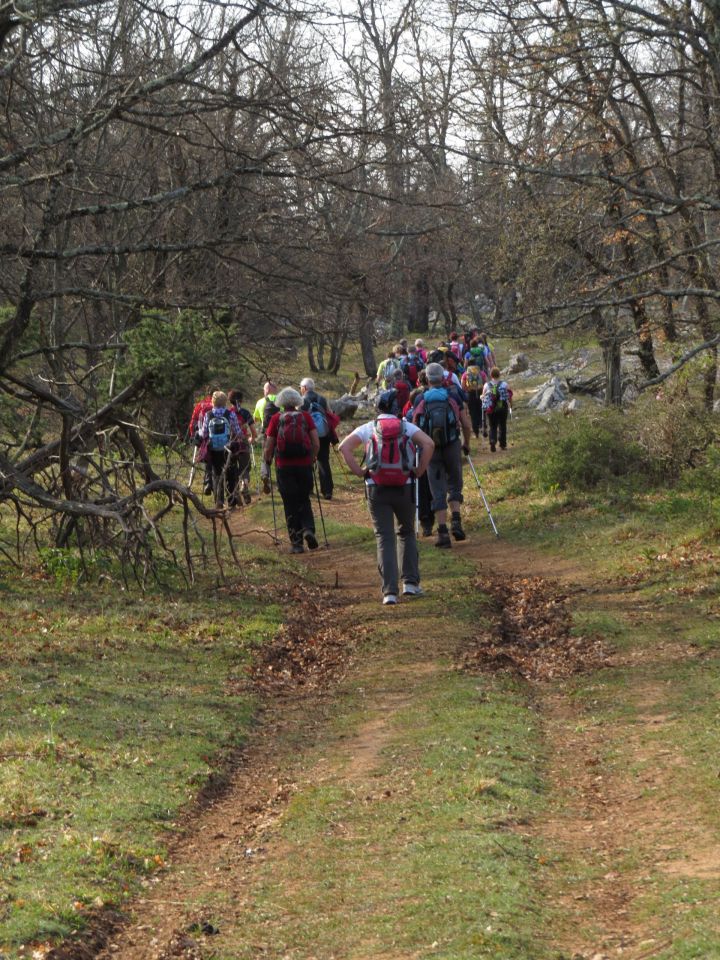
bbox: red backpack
[276,412,312,459]
[365,418,414,486]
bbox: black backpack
[262,398,280,434]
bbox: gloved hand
[462,444,470,457]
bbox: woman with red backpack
[263,387,320,553]
[339,391,434,605]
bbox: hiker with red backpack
[482,367,513,452]
[300,377,339,501]
[412,362,472,548]
[188,391,214,494]
[200,391,244,508]
[228,389,256,504]
[339,390,434,605]
[264,387,320,554]
[399,344,424,387]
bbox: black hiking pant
[488,408,508,450]
[276,465,315,546]
[208,449,239,506]
[317,435,334,499]
[467,391,484,437]
[417,472,434,529]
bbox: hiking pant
[367,484,420,596]
[235,450,251,487]
[417,472,434,527]
[209,449,238,506]
[317,435,334,499]
[276,465,315,546]
[467,391,483,436]
[488,408,508,449]
[427,440,464,512]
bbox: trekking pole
[249,440,259,495]
[268,469,280,544]
[466,454,500,538]
[188,442,198,487]
[414,449,420,536]
[312,464,329,548]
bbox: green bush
[531,412,649,491]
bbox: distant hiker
[412,363,472,548]
[228,389,256,504]
[201,391,243,508]
[478,333,496,373]
[188,391,214,495]
[264,387,320,554]
[461,355,488,439]
[399,343,424,387]
[448,332,463,360]
[339,391,434,605]
[414,338,428,363]
[253,382,278,494]
[482,367,513,452]
[300,377,338,501]
[376,346,403,390]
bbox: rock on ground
[528,376,568,413]
[507,353,530,374]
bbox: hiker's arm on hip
[338,434,366,478]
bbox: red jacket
[189,396,213,436]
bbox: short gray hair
[276,387,303,409]
[425,362,445,384]
[300,377,315,391]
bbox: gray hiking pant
[367,484,420,597]
[427,439,464,511]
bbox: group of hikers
[187,332,513,605]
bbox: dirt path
[59,456,720,960]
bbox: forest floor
[41,441,720,960]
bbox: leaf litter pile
[249,585,358,695]
[460,575,610,681]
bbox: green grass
[0,574,282,952]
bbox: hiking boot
[382,594,398,605]
[242,488,252,505]
[290,542,304,554]
[402,584,424,597]
[421,522,434,538]
[490,443,496,452]
[435,524,451,549]
[262,476,272,495]
[451,511,466,542]
[304,530,319,551]
[203,484,213,496]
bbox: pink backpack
[365,418,414,486]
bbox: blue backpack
[415,387,460,448]
[208,411,231,450]
[309,399,329,438]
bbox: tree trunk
[596,309,622,407]
[630,301,660,379]
[407,274,429,332]
[357,302,376,377]
[307,340,318,373]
